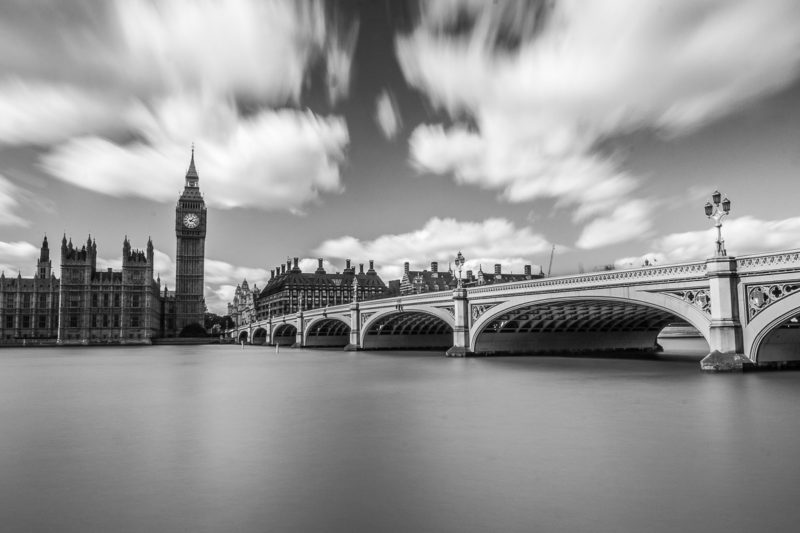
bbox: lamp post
[455,251,466,288]
[704,190,731,257]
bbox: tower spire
[185,144,199,187]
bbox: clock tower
[174,148,207,333]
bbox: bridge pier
[292,311,304,348]
[701,257,750,371]
[446,288,475,357]
[344,302,361,351]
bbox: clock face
[183,213,200,228]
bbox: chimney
[466,269,473,280]
[281,264,286,275]
[368,260,375,274]
[316,258,326,274]
[524,265,531,276]
[359,263,364,274]
[346,259,351,270]
[431,261,438,273]
[404,262,410,276]
[293,257,299,268]
[494,264,501,275]
[270,269,274,279]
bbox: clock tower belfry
[174,147,207,333]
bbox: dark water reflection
[1,344,799,532]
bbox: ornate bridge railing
[467,260,708,297]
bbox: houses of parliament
[0,151,207,345]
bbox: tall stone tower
[174,148,207,333]
[37,235,52,278]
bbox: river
[1,343,799,532]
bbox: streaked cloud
[0,0,352,106]
[0,0,358,213]
[0,175,32,227]
[375,89,403,140]
[398,0,800,246]
[314,217,553,281]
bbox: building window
[103,294,109,307]
[6,296,14,308]
[5,316,13,328]
[22,315,30,329]
[114,294,120,307]
[91,293,98,307]
[131,315,140,328]
[38,295,47,307]
[69,315,78,328]
[103,315,108,327]
[132,295,140,308]
[113,315,119,328]
[38,315,46,328]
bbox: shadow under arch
[747,293,800,365]
[361,311,453,350]
[272,323,297,346]
[305,318,351,347]
[472,297,710,356]
[237,330,249,344]
[252,327,267,345]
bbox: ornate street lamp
[704,190,731,256]
[455,251,466,288]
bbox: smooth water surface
[1,345,799,532]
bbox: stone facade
[57,236,162,344]
[231,258,386,323]
[0,237,60,343]
[228,279,258,328]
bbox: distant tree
[179,323,207,337]
[204,312,234,331]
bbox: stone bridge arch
[252,327,268,345]
[304,316,351,347]
[360,306,455,350]
[271,323,297,346]
[237,330,249,344]
[469,290,712,355]
[744,289,800,364]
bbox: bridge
[227,251,800,371]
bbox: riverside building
[227,259,387,325]
[399,261,543,295]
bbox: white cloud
[0,240,39,275]
[41,100,349,212]
[575,200,653,249]
[398,0,800,243]
[314,217,552,281]
[375,89,403,140]
[615,215,800,267]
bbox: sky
[1,0,800,314]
